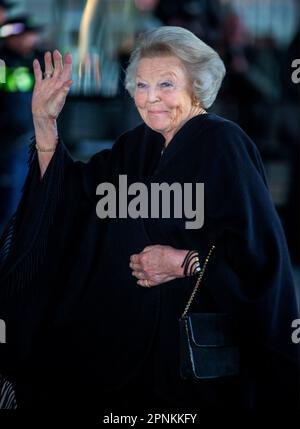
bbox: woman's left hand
[129,245,187,287]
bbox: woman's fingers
[142,245,155,253]
[132,270,155,287]
[137,279,155,288]
[129,262,141,271]
[33,59,42,83]
[61,52,72,82]
[42,51,72,82]
[55,79,72,99]
[132,271,148,280]
[32,51,72,120]
[44,51,54,76]
[49,80,72,115]
[53,49,63,78]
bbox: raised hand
[32,50,73,120]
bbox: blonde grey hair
[125,26,226,109]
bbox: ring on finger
[43,71,53,79]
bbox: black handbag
[179,246,240,380]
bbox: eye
[160,81,174,89]
[136,82,147,89]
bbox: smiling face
[134,56,202,145]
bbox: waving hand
[32,50,73,120]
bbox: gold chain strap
[180,245,215,319]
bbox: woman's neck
[163,107,207,148]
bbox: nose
[147,85,160,103]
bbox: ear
[192,95,200,107]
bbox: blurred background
[0,0,299,276]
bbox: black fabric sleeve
[0,138,114,386]
[0,138,113,293]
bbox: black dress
[0,114,299,413]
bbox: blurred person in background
[0,1,8,25]
[155,0,224,47]
[0,15,43,234]
[0,0,14,25]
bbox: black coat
[0,113,299,411]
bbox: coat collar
[143,113,215,179]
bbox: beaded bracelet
[35,143,57,152]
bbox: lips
[148,110,168,114]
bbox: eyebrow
[136,71,178,80]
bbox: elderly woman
[0,27,298,413]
